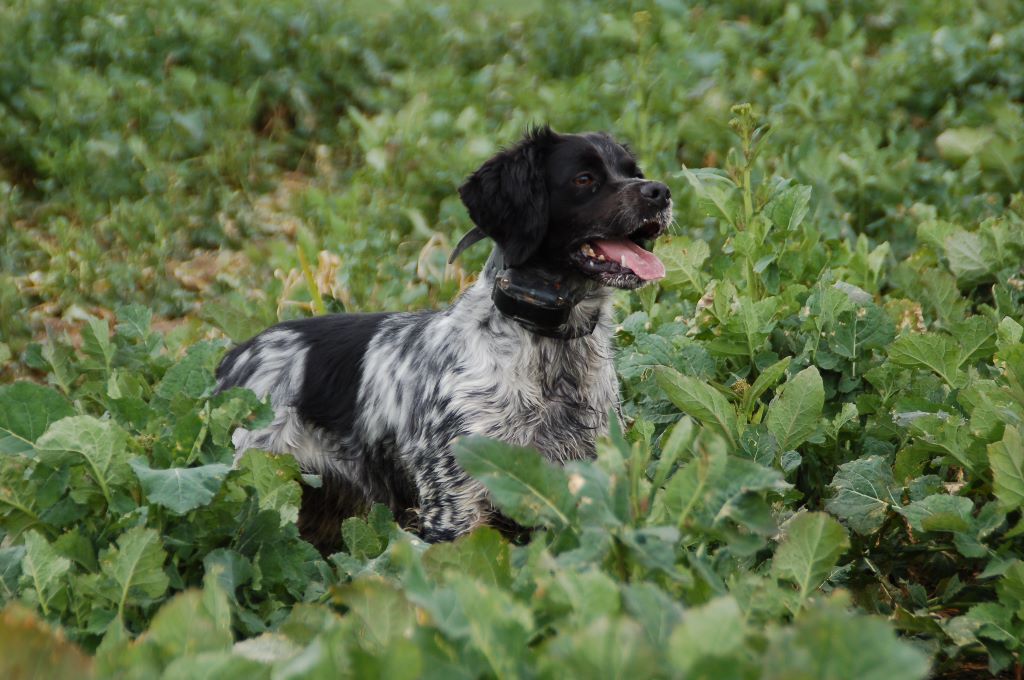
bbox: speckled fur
[218,259,617,546]
[216,127,670,548]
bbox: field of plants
[2,0,1023,677]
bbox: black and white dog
[216,126,671,549]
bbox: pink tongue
[591,239,665,280]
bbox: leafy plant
[3,1,1024,677]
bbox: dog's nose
[640,181,671,207]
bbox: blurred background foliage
[2,0,1021,358]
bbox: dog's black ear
[456,125,557,266]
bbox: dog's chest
[461,332,617,460]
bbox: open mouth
[570,219,666,288]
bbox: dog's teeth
[620,255,627,267]
[597,254,606,261]
[580,244,596,257]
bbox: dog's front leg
[411,457,489,542]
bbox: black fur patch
[282,313,393,436]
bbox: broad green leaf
[997,316,1024,348]
[656,236,709,296]
[202,549,253,602]
[947,603,1018,647]
[989,425,1024,511]
[651,439,727,528]
[0,383,74,456]
[764,183,812,231]
[668,596,746,673]
[935,127,994,165]
[20,530,70,617]
[162,651,269,680]
[113,304,154,341]
[945,230,997,286]
[654,367,738,446]
[888,333,965,387]
[154,340,222,403]
[677,166,740,227]
[199,295,273,343]
[331,578,416,652]
[542,616,658,680]
[237,450,303,525]
[145,572,233,658]
[454,437,575,529]
[765,366,824,451]
[772,512,850,604]
[341,516,384,561]
[423,527,511,588]
[996,560,1024,620]
[130,458,231,514]
[951,316,997,366]
[621,583,684,647]
[99,526,170,617]
[36,415,132,506]
[826,456,902,535]
[764,595,930,680]
[898,495,975,534]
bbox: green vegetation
[2,0,1024,677]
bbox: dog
[216,126,672,550]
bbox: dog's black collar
[491,266,599,340]
[449,234,599,340]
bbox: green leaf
[888,333,965,387]
[236,450,303,525]
[36,416,132,506]
[668,596,747,673]
[20,530,70,617]
[944,230,997,286]
[199,295,272,343]
[655,236,709,296]
[154,341,222,403]
[826,456,902,535]
[764,595,931,680]
[898,494,975,534]
[454,437,575,530]
[0,546,26,600]
[0,383,74,456]
[765,366,824,451]
[989,425,1024,511]
[82,316,115,374]
[542,616,658,680]
[742,356,791,418]
[114,304,154,342]
[99,527,170,617]
[453,579,534,678]
[654,367,738,446]
[651,438,726,528]
[677,166,740,227]
[331,578,417,652]
[935,127,995,165]
[764,183,812,231]
[341,516,384,561]
[772,512,850,605]
[423,527,511,588]
[130,458,231,514]
[145,571,233,658]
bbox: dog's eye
[573,173,596,187]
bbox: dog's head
[455,126,672,290]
